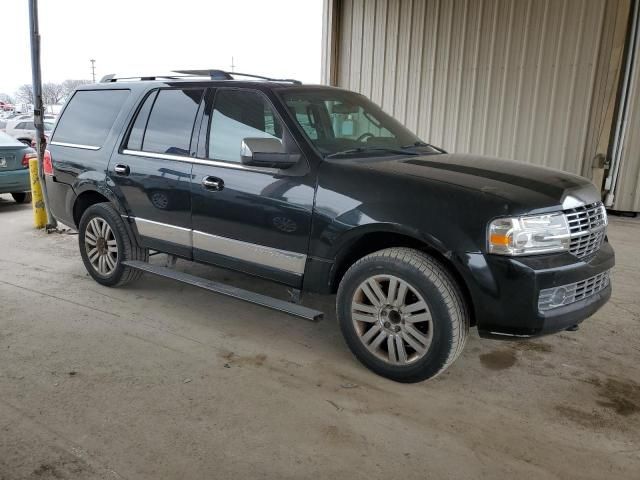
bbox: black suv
[44,71,614,382]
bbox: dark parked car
[44,71,614,382]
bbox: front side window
[208,89,284,163]
[281,90,439,158]
[52,89,129,147]
[142,89,203,156]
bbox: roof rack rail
[173,69,302,85]
[99,73,186,83]
[99,70,302,85]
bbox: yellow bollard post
[29,158,47,228]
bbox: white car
[5,119,55,145]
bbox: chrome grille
[564,203,607,260]
[538,270,610,311]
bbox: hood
[362,153,600,213]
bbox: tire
[11,192,31,204]
[78,202,148,287]
[336,247,469,383]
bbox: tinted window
[53,90,129,147]
[126,91,157,151]
[17,122,33,129]
[209,90,284,163]
[282,90,434,158]
[142,89,203,156]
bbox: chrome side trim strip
[121,149,279,174]
[128,216,306,275]
[134,217,192,247]
[50,141,101,150]
[193,230,306,275]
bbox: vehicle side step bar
[122,260,324,322]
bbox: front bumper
[0,169,30,194]
[460,241,615,338]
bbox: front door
[190,88,315,287]
[110,87,204,258]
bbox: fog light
[551,287,568,306]
[538,285,577,311]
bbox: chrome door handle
[114,164,130,175]
[202,176,224,191]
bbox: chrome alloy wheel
[351,275,433,365]
[84,217,118,276]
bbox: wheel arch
[72,185,125,228]
[328,226,476,326]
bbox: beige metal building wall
[322,0,629,178]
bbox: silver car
[5,119,55,145]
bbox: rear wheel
[11,192,31,204]
[78,202,148,287]
[336,247,469,383]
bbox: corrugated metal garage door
[325,0,628,178]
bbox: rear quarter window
[52,89,129,148]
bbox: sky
[0,0,323,96]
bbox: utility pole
[90,59,96,82]
[28,0,56,229]
[230,56,236,72]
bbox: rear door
[111,87,204,258]
[190,88,315,287]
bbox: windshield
[281,89,441,158]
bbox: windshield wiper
[401,141,447,153]
[325,146,420,159]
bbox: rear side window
[52,90,129,148]
[139,89,203,156]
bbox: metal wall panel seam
[452,0,470,150]
[510,0,533,159]
[541,0,568,168]
[480,0,500,153]
[495,0,516,157]
[524,0,551,164]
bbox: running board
[122,260,323,322]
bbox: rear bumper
[0,169,30,193]
[43,176,77,227]
[459,242,615,338]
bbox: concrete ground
[0,193,638,480]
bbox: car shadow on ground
[0,194,31,212]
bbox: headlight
[488,213,570,255]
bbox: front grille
[538,270,611,311]
[564,202,607,260]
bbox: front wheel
[78,202,148,287]
[336,248,469,383]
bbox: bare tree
[61,79,91,100]
[16,84,34,104]
[0,93,15,104]
[42,82,66,106]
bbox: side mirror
[240,137,300,169]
